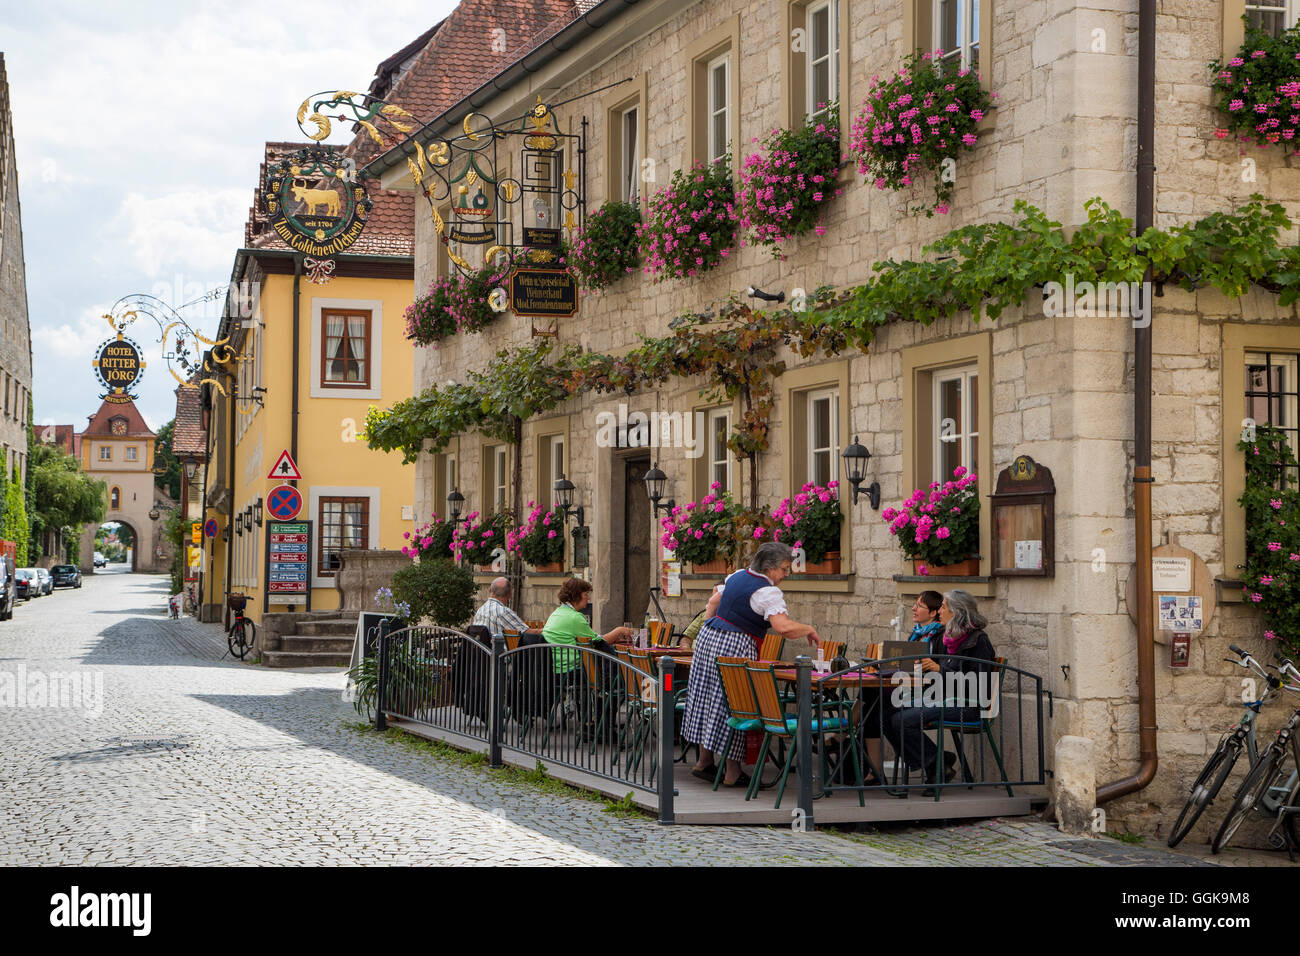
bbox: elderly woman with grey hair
[683,541,821,788]
[883,588,996,789]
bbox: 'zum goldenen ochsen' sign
[264,145,373,258]
[93,335,145,405]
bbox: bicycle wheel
[1167,735,1243,847]
[1212,746,1286,853]
[228,620,250,659]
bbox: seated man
[471,577,535,641]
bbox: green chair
[712,657,765,793]
[927,657,1013,798]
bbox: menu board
[265,520,312,609]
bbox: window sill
[893,574,996,598]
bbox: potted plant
[390,556,478,627]
[737,104,843,257]
[1238,424,1300,658]
[637,159,738,281]
[659,485,740,573]
[507,501,566,571]
[568,200,642,290]
[1210,21,1300,153]
[884,466,981,576]
[403,261,511,346]
[450,511,510,570]
[372,586,410,637]
[401,515,455,560]
[849,50,994,215]
[773,481,844,573]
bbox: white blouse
[714,573,788,621]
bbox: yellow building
[202,142,416,630]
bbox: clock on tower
[110,417,127,436]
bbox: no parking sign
[267,484,303,521]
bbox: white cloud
[101,189,248,276]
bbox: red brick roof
[80,399,156,439]
[243,142,414,257]
[349,0,580,166]
[172,386,206,456]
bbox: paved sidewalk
[0,571,1284,866]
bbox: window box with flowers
[884,466,981,576]
[401,516,455,561]
[450,511,510,570]
[1210,21,1300,153]
[660,485,741,573]
[569,200,642,291]
[737,104,844,258]
[849,50,994,215]
[404,262,511,347]
[506,502,566,572]
[771,481,844,573]
[637,160,738,281]
[1238,425,1300,659]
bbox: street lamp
[182,455,199,480]
[643,462,675,519]
[447,487,466,526]
[148,506,160,521]
[841,436,881,509]
[553,473,585,527]
[254,498,263,527]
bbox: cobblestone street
[0,572,1251,866]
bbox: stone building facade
[0,54,33,484]
[367,0,1300,839]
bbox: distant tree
[153,420,181,501]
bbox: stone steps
[261,650,351,668]
[278,634,355,654]
[261,614,358,667]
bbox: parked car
[93,552,106,568]
[50,564,82,589]
[0,556,13,620]
[34,568,52,596]
[14,568,34,600]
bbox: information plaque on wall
[265,520,312,610]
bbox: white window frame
[308,485,381,587]
[1246,1,1300,35]
[125,446,138,461]
[806,387,840,488]
[99,445,112,461]
[933,0,980,73]
[806,0,840,120]
[707,407,732,493]
[932,364,979,483]
[310,297,384,400]
[620,104,640,202]
[492,446,509,512]
[550,437,565,503]
[706,52,731,165]
[445,454,458,504]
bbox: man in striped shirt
[472,577,532,640]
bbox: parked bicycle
[1166,644,1291,847]
[1212,650,1300,857]
[226,592,256,660]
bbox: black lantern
[222,524,230,542]
[148,506,160,521]
[182,455,199,480]
[842,436,881,510]
[254,498,263,527]
[643,462,675,519]
[553,473,585,527]
[447,487,466,525]
[236,515,243,537]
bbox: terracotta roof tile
[172,386,206,456]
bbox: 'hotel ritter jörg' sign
[509,268,578,318]
[93,335,145,405]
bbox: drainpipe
[1098,0,1158,803]
[291,256,302,470]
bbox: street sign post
[267,484,303,521]
[204,518,218,539]
[264,520,312,609]
[267,450,302,481]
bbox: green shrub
[391,557,477,627]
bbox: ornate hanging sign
[92,334,146,404]
[263,144,373,258]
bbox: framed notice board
[265,520,312,611]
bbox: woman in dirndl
[684,541,822,788]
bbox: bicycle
[1211,650,1300,857]
[226,592,256,660]
[1166,643,1285,847]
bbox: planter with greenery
[849,50,994,214]
[506,502,565,570]
[401,516,455,560]
[450,511,510,567]
[884,467,980,575]
[737,104,843,256]
[1211,21,1300,152]
[390,557,477,627]
[772,481,844,569]
[569,200,641,290]
[659,486,742,571]
[404,261,511,346]
[1238,424,1300,658]
[637,159,738,281]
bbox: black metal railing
[788,653,1046,825]
[375,628,678,822]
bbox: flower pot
[916,557,980,577]
[692,558,731,575]
[799,551,841,575]
[531,561,563,573]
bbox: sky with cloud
[2,0,456,432]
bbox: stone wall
[401,0,1300,840]
[0,57,33,485]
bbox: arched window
[110,486,121,510]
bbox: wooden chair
[759,633,784,661]
[503,629,522,651]
[742,662,855,807]
[525,620,545,631]
[648,620,673,647]
[712,657,764,793]
[816,640,846,662]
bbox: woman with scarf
[908,591,945,646]
[884,589,996,789]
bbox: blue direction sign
[265,519,311,609]
[267,484,303,521]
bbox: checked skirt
[682,622,756,762]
